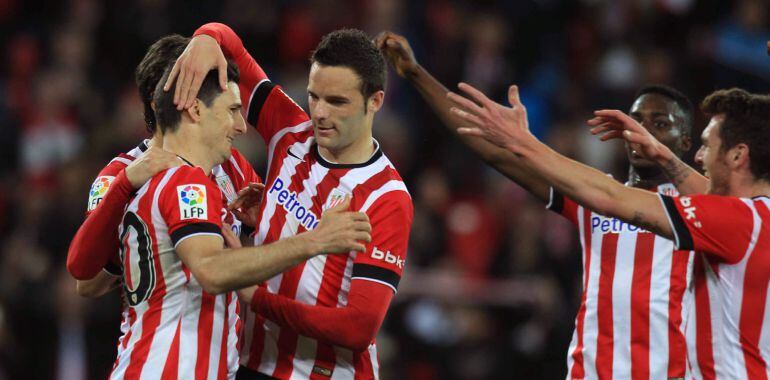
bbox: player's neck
[162,130,214,175]
[627,165,669,189]
[317,135,375,165]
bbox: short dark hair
[635,84,694,136]
[153,60,240,134]
[701,88,770,182]
[135,34,190,133]
[310,29,386,103]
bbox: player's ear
[729,143,749,169]
[367,90,385,114]
[184,99,202,123]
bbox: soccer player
[451,84,770,380]
[165,23,413,379]
[378,31,695,379]
[106,60,371,379]
[68,35,262,296]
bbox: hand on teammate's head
[375,31,417,77]
[587,110,669,163]
[448,83,533,154]
[125,146,184,189]
[163,34,228,111]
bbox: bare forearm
[657,153,709,195]
[200,234,317,294]
[519,140,673,238]
[406,65,550,201]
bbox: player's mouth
[316,125,336,137]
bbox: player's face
[695,115,729,195]
[628,93,690,168]
[199,82,245,164]
[307,63,375,155]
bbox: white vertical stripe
[289,336,317,379]
[705,257,727,378]
[265,121,313,170]
[330,347,355,380]
[610,232,635,379]
[581,209,603,380]
[110,303,148,379]
[227,294,240,378]
[227,155,246,181]
[176,284,201,377]
[257,320,280,375]
[648,235,674,379]
[207,295,226,379]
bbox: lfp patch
[87,176,115,211]
[178,184,208,220]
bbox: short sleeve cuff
[351,263,400,293]
[171,222,223,248]
[247,80,275,126]
[658,195,695,251]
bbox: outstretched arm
[450,83,674,239]
[588,110,709,194]
[250,280,392,351]
[376,31,550,202]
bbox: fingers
[447,92,484,119]
[173,61,189,109]
[450,106,484,128]
[456,127,486,138]
[218,58,228,91]
[598,130,624,141]
[182,71,205,110]
[457,82,493,108]
[164,59,181,92]
[507,85,521,107]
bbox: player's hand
[221,223,242,249]
[305,196,371,256]
[163,34,228,110]
[449,83,534,154]
[228,182,265,227]
[125,146,184,189]
[587,109,674,164]
[375,31,418,77]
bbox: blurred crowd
[1,0,770,379]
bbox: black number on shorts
[119,211,157,307]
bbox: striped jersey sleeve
[247,81,310,143]
[659,194,755,263]
[352,190,413,292]
[158,166,224,248]
[546,187,580,225]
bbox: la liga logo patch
[178,184,208,220]
[87,176,115,211]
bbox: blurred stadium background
[1,0,770,379]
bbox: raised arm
[588,109,710,194]
[450,83,674,239]
[376,31,550,202]
[164,22,268,111]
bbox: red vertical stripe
[595,233,619,379]
[217,294,231,380]
[272,166,348,378]
[195,293,216,380]
[630,233,654,379]
[739,201,770,380]
[694,256,716,380]
[247,314,267,370]
[309,254,350,379]
[569,208,593,378]
[667,250,690,377]
[353,347,374,380]
[161,320,182,379]
[124,176,169,378]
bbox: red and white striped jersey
[84,141,260,379]
[548,184,694,379]
[661,194,770,380]
[110,165,236,379]
[239,80,412,379]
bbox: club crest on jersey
[177,184,208,220]
[325,188,349,211]
[215,175,237,203]
[87,176,115,211]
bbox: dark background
[1,0,769,379]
